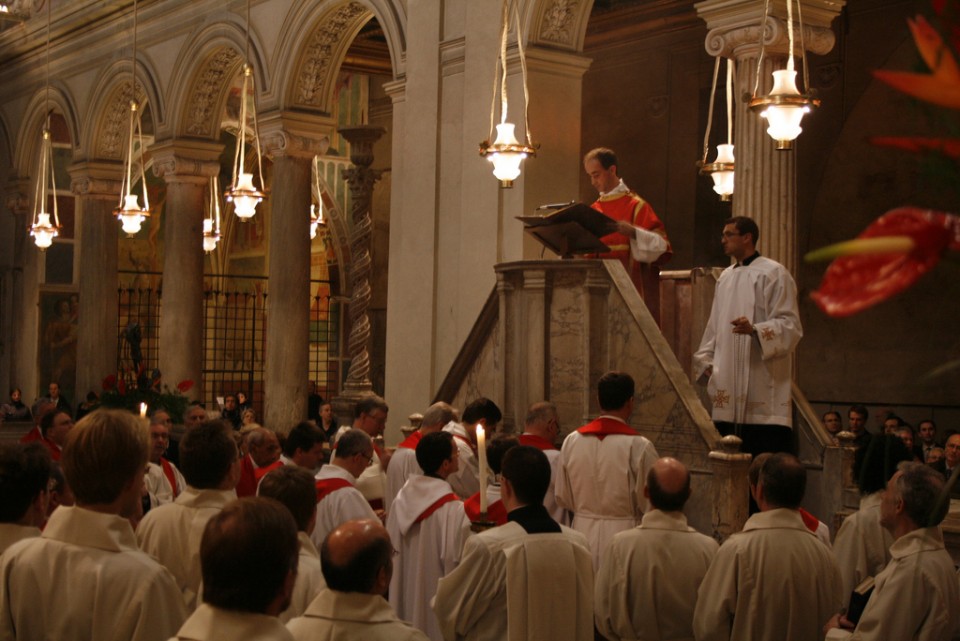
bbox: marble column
[261,113,331,434]
[336,125,385,414]
[69,162,122,399]
[151,140,222,402]
[709,434,752,541]
[4,183,34,397]
[697,0,843,275]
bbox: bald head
[645,457,691,512]
[524,401,559,442]
[321,518,393,596]
[247,428,281,468]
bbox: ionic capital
[149,139,224,184]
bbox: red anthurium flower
[873,15,960,110]
[870,136,960,159]
[177,380,194,393]
[102,374,117,391]
[810,207,960,317]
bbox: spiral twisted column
[338,125,385,401]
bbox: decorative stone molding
[184,48,241,138]
[67,161,123,200]
[538,0,580,49]
[294,3,367,109]
[96,81,146,160]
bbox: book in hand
[846,575,875,625]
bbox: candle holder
[470,512,498,533]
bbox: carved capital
[261,129,330,160]
[149,140,224,183]
[706,18,836,59]
[5,182,30,218]
[68,161,124,200]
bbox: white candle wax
[139,402,148,418]
[476,423,488,514]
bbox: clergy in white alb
[832,434,912,599]
[435,445,594,641]
[146,410,185,507]
[288,518,430,641]
[693,216,802,457]
[519,401,567,524]
[824,463,960,641]
[595,457,718,641]
[556,371,658,570]
[693,454,842,641]
[332,395,391,512]
[256,465,328,624]
[0,410,186,641]
[0,442,49,554]
[312,428,379,549]
[169,497,298,641]
[138,419,241,610]
[443,398,502,499]
[385,403,459,510]
[387,431,472,641]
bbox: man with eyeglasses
[694,216,802,459]
[145,409,186,508]
[311,428,379,550]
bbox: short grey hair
[421,402,459,429]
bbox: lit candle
[476,423,488,515]
[139,402,147,418]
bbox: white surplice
[434,521,592,641]
[145,459,186,508]
[555,420,658,570]
[310,464,378,550]
[0,523,39,555]
[385,444,421,513]
[442,423,480,499]
[595,509,718,641]
[693,508,843,641]
[693,256,802,426]
[171,603,292,641]
[833,491,894,600]
[137,486,238,610]
[279,532,327,624]
[0,505,186,641]
[387,474,472,641]
[287,589,430,641]
[332,425,387,505]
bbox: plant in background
[100,367,193,424]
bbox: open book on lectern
[516,202,618,259]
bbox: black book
[846,575,875,625]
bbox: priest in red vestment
[583,147,672,323]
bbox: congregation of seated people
[0,378,958,641]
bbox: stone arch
[169,15,271,140]
[525,0,594,51]
[275,0,406,113]
[278,0,398,113]
[13,82,80,178]
[84,59,160,162]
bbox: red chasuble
[577,417,638,441]
[398,430,424,450]
[518,433,559,451]
[463,494,508,525]
[315,477,353,502]
[590,192,671,322]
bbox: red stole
[798,508,820,534]
[316,477,353,503]
[464,493,508,525]
[235,455,258,498]
[415,493,459,524]
[398,430,424,450]
[518,434,558,451]
[160,458,180,499]
[577,417,638,441]
[254,459,284,481]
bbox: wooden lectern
[517,202,617,259]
